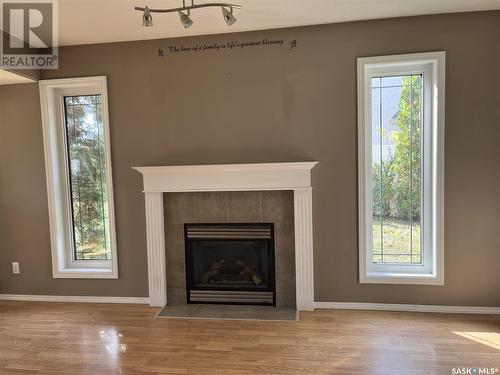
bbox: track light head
[222,6,236,26]
[136,3,241,28]
[142,6,153,27]
[178,10,193,28]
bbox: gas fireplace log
[236,260,264,286]
[201,259,225,284]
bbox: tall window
[371,75,422,264]
[358,52,445,284]
[40,77,118,278]
[64,95,111,261]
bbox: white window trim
[357,52,445,285]
[39,76,118,279]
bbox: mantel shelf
[133,162,318,193]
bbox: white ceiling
[59,0,500,46]
[0,69,35,85]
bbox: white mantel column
[144,192,167,307]
[294,188,315,311]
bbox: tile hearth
[157,304,298,321]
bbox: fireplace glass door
[185,224,276,305]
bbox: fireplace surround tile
[261,190,294,223]
[166,287,187,305]
[165,224,185,258]
[164,190,296,308]
[164,193,195,224]
[195,192,228,223]
[228,191,261,222]
[166,258,186,289]
[274,222,295,258]
[276,291,296,308]
[276,255,296,292]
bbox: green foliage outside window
[65,95,111,261]
[372,76,422,222]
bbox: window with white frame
[357,52,445,284]
[40,76,118,278]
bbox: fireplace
[134,162,316,309]
[185,223,276,305]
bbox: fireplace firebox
[185,223,276,305]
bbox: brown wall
[0,11,499,305]
[6,69,40,82]
[1,31,41,81]
[0,84,146,296]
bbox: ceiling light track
[135,1,241,28]
[135,2,241,14]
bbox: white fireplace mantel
[133,162,318,311]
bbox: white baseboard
[0,294,149,304]
[1,296,496,314]
[314,302,500,315]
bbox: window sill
[360,272,444,285]
[53,268,118,279]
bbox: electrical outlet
[12,262,20,274]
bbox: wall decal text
[157,38,297,59]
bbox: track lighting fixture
[135,1,241,28]
[221,6,236,26]
[142,6,153,27]
[178,10,193,28]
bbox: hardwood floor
[0,301,498,375]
